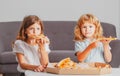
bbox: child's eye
[37,28,40,30]
[89,26,93,28]
[83,26,87,28]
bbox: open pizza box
[46,62,112,75]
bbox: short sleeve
[13,40,25,54]
[44,43,51,53]
[75,41,85,52]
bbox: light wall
[0,0,120,38]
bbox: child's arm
[16,53,44,72]
[38,37,49,68]
[103,44,112,63]
[77,41,98,62]
[101,40,112,63]
[98,36,116,63]
[39,44,49,68]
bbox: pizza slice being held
[28,34,50,44]
[97,36,117,41]
[28,34,45,39]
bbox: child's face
[26,23,41,37]
[81,22,95,38]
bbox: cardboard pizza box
[46,63,111,75]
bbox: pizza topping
[55,57,77,69]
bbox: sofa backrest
[0,21,21,52]
[0,21,116,52]
[43,21,76,50]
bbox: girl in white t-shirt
[74,14,112,63]
[13,15,51,73]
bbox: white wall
[0,0,120,38]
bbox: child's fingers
[34,66,44,72]
[101,39,111,45]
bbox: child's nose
[86,27,90,31]
[33,29,36,34]
[86,28,89,31]
[34,29,38,34]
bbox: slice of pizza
[97,36,117,41]
[28,34,45,39]
[55,57,76,69]
[95,62,111,68]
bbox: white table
[25,68,120,76]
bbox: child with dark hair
[13,15,51,74]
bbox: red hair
[74,14,103,41]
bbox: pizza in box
[47,57,111,75]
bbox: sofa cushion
[44,21,76,50]
[0,52,17,64]
[0,64,18,73]
[49,50,78,62]
[101,22,116,37]
[0,21,21,52]
[109,40,120,67]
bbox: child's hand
[33,65,45,72]
[37,36,50,44]
[88,41,98,49]
[43,36,50,44]
[37,36,50,51]
[100,39,111,45]
[97,36,117,45]
[42,64,48,68]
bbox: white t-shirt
[75,39,111,63]
[13,40,51,72]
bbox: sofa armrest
[48,50,78,63]
[109,39,120,67]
